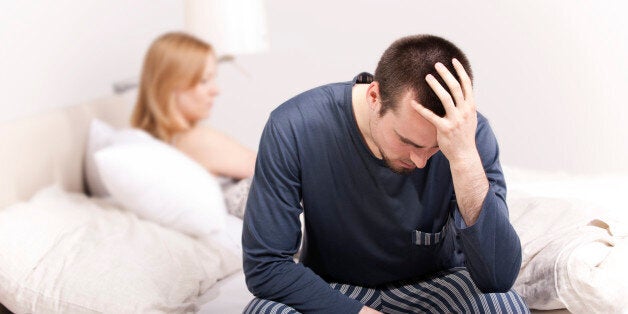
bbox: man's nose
[409,151,429,169]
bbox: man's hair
[374,34,473,117]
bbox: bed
[1,94,625,313]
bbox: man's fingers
[452,58,474,103]
[435,62,464,106]
[426,74,457,117]
[410,100,442,127]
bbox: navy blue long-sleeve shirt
[242,77,522,313]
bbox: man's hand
[410,58,478,164]
[411,59,488,226]
[359,306,383,314]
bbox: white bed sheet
[197,271,252,314]
[504,166,628,222]
[197,215,252,313]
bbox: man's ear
[366,81,381,113]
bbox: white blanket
[506,167,628,313]
[0,186,241,313]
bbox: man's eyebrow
[395,130,439,149]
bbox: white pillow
[0,186,240,313]
[85,119,150,197]
[95,137,228,236]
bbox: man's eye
[402,141,416,148]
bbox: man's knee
[244,298,299,314]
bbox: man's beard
[380,149,414,175]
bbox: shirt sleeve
[452,117,522,293]
[242,116,365,314]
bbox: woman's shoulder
[183,124,222,138]
[173,125,212,147]
[174,125,231,150]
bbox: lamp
[184,0,269,60]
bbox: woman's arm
[175,126,256,179]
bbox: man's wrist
[447,147,488,227]
[448,149,482,170]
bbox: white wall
[0,1,183,121]
[2,1,627,175]
[214,0,628,175]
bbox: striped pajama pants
[243,267,529,314]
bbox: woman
[131,32,256,179]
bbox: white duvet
[505,167,628,313]
[0,186,241,313]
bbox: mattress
[197,271,252,313]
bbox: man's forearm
[449,150,489,226]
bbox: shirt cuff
[452,187,496,234]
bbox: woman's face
[175,53,220,125]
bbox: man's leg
[380,267,529,314]
[243,283,381,314]
[243,298,298,314]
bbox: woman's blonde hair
[131,32,214,142]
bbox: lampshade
[184,0,269,56]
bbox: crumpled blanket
[220,177,252,219]
[508,193,628,313]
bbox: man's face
[370,90,440,175]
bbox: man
[242,34,527,313]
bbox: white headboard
[0,96,134,209]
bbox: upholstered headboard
[0,95,135,209]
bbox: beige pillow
[0,186,240,313]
